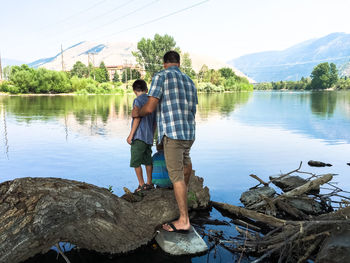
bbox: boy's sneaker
[142,183,154,191]
[134,185,143,193]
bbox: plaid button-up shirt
[148,66,198,143]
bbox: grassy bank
[0,65,253,94]
[0,65,130,95]
[254,78,350,91]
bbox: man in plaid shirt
[132,51,198,234]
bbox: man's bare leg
[145,165,153,185]
[184,163,192,186]
[163,179,191,231]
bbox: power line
[18,0,209,66]
[80,0,160,37]
[56,0,109,24]
[99,0,210,40]
[56,0,138,38]
[38,0,209,55]
[39,0,110,32]
[33,0,141,50]
[87,0,138,23]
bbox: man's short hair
[132,79,147,92]
[163,51,180,64]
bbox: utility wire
[80,0,160,37]
[56,0,109,25]
[39,0,109,32]
[43,0,139,41]
[23,0,209,65]
[99,0,210,40]
[87,0,138,23]
[46,0,208,54]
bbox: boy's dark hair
[163,51,180,64]
[132,79,147,92]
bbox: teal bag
[152,151,172,188]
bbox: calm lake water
[1,91,350,261]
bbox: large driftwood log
[0,175,209,263]
[248,173,334,210]
[212,201,286,227]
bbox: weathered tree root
[209,163,350,263]
[212,202,350,263]
[0,175,209,263]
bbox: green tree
[121,69,129,83]
[3,66,11,80]
[198,65,209,82]
[9,65,37,93]
[91,68,106,83]
[112,72,119,82]
[121,68,141,82]
[88,63,94,78]
[132,34,179,76]
[8,65,71,93]
[310,62,333,90]
[144,72,151,83]
[71,61,88,78]
[131,69,141,79]
[219,67,236,79]
[329,63,338,86]
[208,69,223,86]
[99,61,109,82]
[180,52,195,78]
[35,68,71,93]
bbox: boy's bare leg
[145,165,153,185]
[184,163,192,186]
[134,166,145,186]
[163,179,190,231]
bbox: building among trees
[106,64,144,82]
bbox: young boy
[127,79,156,192]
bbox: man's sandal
[163,222,190,234]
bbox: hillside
[229,32,350,82]
[27,41,252,82]
[28,41,136,70]
[2,58,27,67]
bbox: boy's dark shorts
[130,139,153,168]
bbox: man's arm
[132,96,159,118]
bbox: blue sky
[1,0,350,62]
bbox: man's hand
[126,135,133,145]
[132,97,159,117]
[132,106,140,118]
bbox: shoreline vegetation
[255,62,350,91]
[1,33,349,95]
[2,60,349,95]
[0,34,253,95]
[0,63,254,95]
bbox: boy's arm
[127,107,141,145]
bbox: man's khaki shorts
[163,136,194,183]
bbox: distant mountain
[2,58,27,67]
[229,32,350,82]
[27,41,253,82]
[27,41,133,70]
